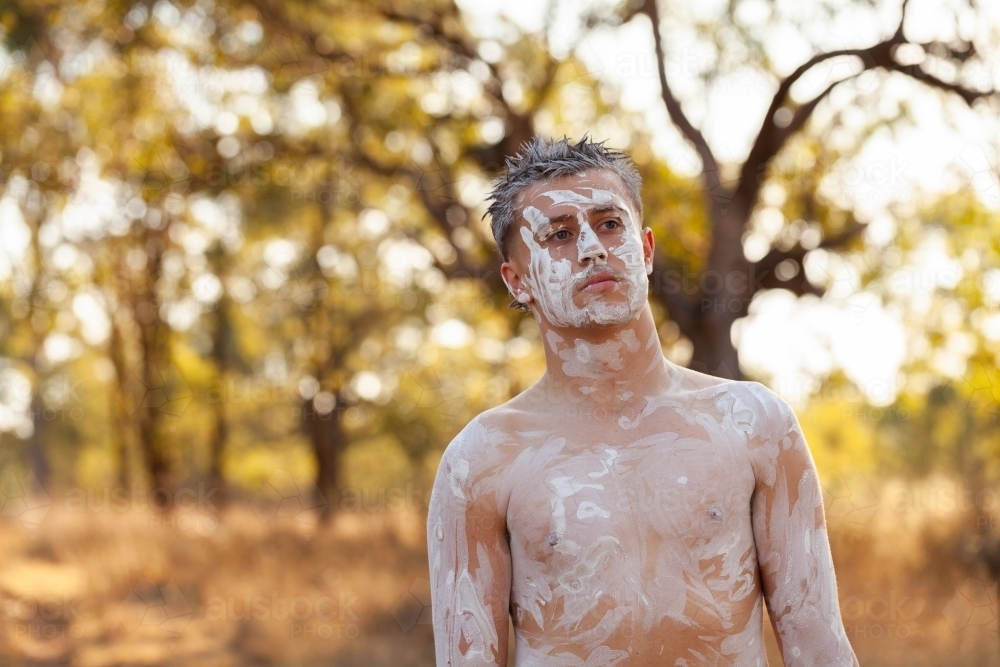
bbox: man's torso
[487,376,773,666]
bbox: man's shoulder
[452,387,548,443]
[736,379,795,424]
[440,402,527,470]
[435,405,529,504]
[725,379,796,435]
[676,373,796,440]
[670,365,789,410]
[728,378,790,410]
[669,363,736,393]
[719,382,809,487]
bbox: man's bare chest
[501,420,762,640]
[504,421,757,563]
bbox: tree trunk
[132,230,173,494]
[207,258,232,504]
[108,307,133,487]
[26,388,51,489]
[687,311,742,380]
[302,394,346,519]
[207,384,228,502]
[26,324,51,489]
[655,199,753,380]
[22,206,51,489]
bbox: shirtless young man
[426,136,859,667]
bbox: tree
[279,0,999,378]
[632,0,998,377]
[2,0,997,522]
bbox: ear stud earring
[516,292,531,304]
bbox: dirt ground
[0,491,996,667]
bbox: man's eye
[601,219,621,230]
[553,230,571,240]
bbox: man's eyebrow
[592,204,628,217]
[545,205,628,224]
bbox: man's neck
[535,306,675,419]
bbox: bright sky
[457,0,1000,404]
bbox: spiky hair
[484,135,643,262]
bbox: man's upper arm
[427,418,512,666]
[748,386,859,667]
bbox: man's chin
[576,302,640,327]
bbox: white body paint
[428,371,858,667]
[458,569,500,660]
[429,169,857,667]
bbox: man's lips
[578,272,621,292]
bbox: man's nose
[577,224,608,263]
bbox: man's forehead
[515,170,630,211]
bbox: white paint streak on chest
[576,501,611,521]
[618,393,683,430]
[549,476,605,534]
[587,448,618,479]
[558,535,620,593]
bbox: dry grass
[0,506,434,667]
[0,481,996,667]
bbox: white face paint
[517,182,650,328]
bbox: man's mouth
[578,271,621,292]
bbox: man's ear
[501,260,531,303]
[642,227,655,276]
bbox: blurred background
[0,0,998,664]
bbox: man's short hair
[484,135,644,263]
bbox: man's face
[501,169,654,329]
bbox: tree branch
[351,147,502,287]
[736,0,997,224]
[641,0,721,197]
[735,74,856,210]
[883,58,991,106]
[751,222,867,296]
